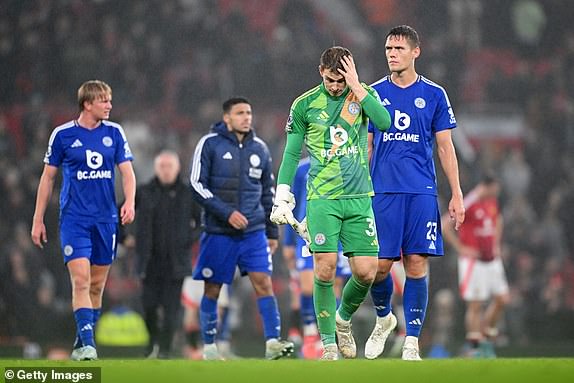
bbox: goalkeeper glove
[270,184,296,225]
[291,216,310,246]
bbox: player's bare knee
[314,260,337,281]
[252,280,274,297]
[496,293,510,306]
[353,268,376,285]
[89,284,103,299]
[467,300,482,313]
[314,266,336,282]
[314,255,337,281]
[375,261,392,282]
[72,281,90,295]
[403,255,428,278]
[203,282,222,300]
[377,259,393,274]
[71,274,90,293]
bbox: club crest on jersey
[250,154,261,167]
[64,245,74,256]
[102,136,113,147]
[414,97,426,109]
[314,233,326,245]
[202,268,214,278]
[348,102,361,115]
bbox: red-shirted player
[442,173,509,357]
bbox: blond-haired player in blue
[31,80,136,361]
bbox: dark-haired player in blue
[31,80,136,361]
[366,25,465,361]
[190,97,293,360]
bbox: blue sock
[74,308,95,348]
[200,296,218,344]
[370,274,393,317]
[73,334,83,349]
[300,294,316,326]
[257,296,281,340]
[218,307,231,342]
[93,308,102,325]
[403,276,428,337]
[73,308,101,349]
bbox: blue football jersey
[368,75,456,195]
[44,120,134,222]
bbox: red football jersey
[458,194,499,262]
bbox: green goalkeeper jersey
[277,83,390,200]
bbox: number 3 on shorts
[365,217,376,237]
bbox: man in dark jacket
[136,150,201,358]
[189,97,293,360]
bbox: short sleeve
[114,124,134,164]
[44,131,63,166]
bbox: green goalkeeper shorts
[306,197,379,257]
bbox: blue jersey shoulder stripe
[47,120,75,146]
[105,120,128,141]
[370,75,389,87]
[420,76,453,108]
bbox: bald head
[154,150,181,185]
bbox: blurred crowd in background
[1,0,574,357]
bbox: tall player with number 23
[365,25,465,361]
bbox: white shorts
[458,257,509,301]
[181,276,230,308]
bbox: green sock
[313,277,336,345]
[338,275,372,321]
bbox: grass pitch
[1,358,573,383]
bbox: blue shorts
[60,219,118,265]
[192,230,272,284]
[295,244,351,278]
[372,193,444,260]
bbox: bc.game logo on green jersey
[320,125,359,158]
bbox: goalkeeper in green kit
[271,46,391,360]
